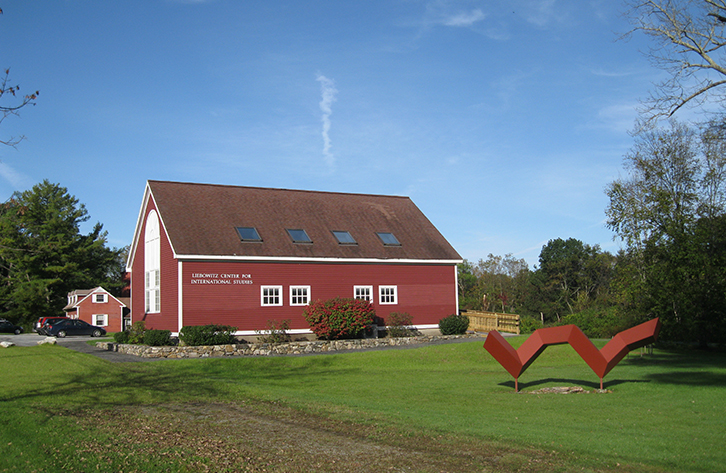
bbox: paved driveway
[0,333,152,362]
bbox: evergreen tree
[0,181,124,326]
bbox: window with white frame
[144,210,161,313]
[93,293,108,303]
[261,286,282,306]
[93,314,108,327]
[379,285,398,304]
[354,285,373,301]
[290,286,310,306]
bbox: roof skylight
[236,227,262,242]
[376,232,401,246]
[286,228,312,243]
[332,230,357,245]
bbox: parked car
[38,317,73,336]
[44,319,106,338]
[0,319,23,334]
[34,316,68,333]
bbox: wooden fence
[464,311,520,335]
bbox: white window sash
[261,286,283,306]
[354,285,373,301]
[379,286,398,305]
[290,286,310,306]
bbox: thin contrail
[316,74,337,168]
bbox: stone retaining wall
[96,334,482,359]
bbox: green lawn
[1,339,724,472]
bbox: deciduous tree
[605,119,726,345]
[529,238,614,321]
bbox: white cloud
[443,9,486,27]
[523,0,565,27]
[0,161,32,190]
[316,74,338,169]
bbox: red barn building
[126,181,462,336]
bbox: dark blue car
[45,319,106,338]
[0,319,23,334]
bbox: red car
[35,316,68,335]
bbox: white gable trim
[77,286,127,308]
[126,182,179,271]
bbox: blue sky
[0,1,663,267]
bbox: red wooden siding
[177,261,456,333]
[75,296,125,332]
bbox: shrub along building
[126,181,462,336]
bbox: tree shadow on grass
[0,366,227,407]
[623,349,726,368]
[621,350,726,386]
[643,370,726,387]
[1,346,362,408]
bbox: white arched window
[144,210,161,313]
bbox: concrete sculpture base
[484,318,661,391]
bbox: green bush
[255,319,292,344]
[113,330,129,344]
[558,306,634,338]
[179,324,237,346]
[519,315,543,334]
[113,321,145,344]
[386,312,417,338]
[304,297,375,340]
[127,321,146,344]
[438,314,469,335]
[143,329,172,346]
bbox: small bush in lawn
[143,329,172,346]
[179,324,237,346]
[386,312,417,338]
[438,314,469,335]
[304,297,375,340]
[256,319,292,344]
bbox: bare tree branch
[0,69,39,147]
[623,0,726,126]
[1,6,39,147]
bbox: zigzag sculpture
[483,318,661,391]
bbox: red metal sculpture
[483,318,661,391]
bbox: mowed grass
[1,338,725,472]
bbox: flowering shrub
[304,297,375,340]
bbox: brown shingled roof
[145,181,461,261]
